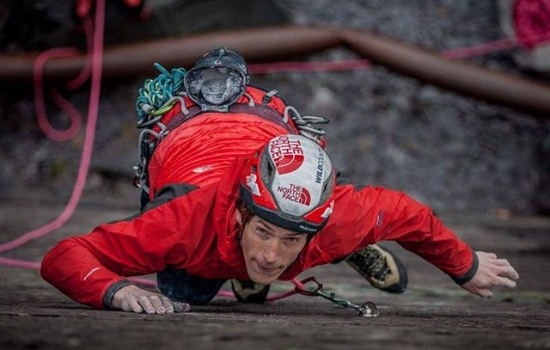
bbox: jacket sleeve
[316,184,476,282]
[40,234,131,310]
[40,184,201,309]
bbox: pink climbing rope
[514,0,550,48]
[0,0,105,254]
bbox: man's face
[237,213,308,285]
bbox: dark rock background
[0,0,549,216]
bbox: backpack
[132,63,329,194]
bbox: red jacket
[41,109,475,310]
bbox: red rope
[32,16,94,142]
[442,37,519,60]
[33,48,83,142]
[0,0,105,254]
[514,0,550,48]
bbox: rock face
[0,0,549,215]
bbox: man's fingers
[139,296,156,314]
[149,295,166,314]
[483,252,520,282]
[161,296,174,314]
[467,251,520,298]
[501,267,520,281]
[493,258,520,278]
[494,262,520,281]
[504,266,520,280]
[120,297,143,313]
[476,288,494,298]
[173,301,191,313]
[493,258,511,266]
[496,276,517,288]
[488,255,520,280]
[480,252,497,260]
[115,287,184,315]
[113,286,180,315]
[135,294,187,314]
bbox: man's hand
[111,285,190,314]
[460,251,519,298]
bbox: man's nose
[262,240,282,265]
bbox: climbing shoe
[346,244,408,293]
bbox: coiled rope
[135,63,187,123]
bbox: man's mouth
[255,261,279,275]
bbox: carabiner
[294,277,380,317]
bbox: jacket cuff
[102,280,133,309]
[451,250,479,285]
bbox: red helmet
[239,134,335,234]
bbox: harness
[133,64,329,194]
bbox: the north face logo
[276,184,311,205]
[269,135,304,175]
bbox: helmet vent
[266,161,274,178]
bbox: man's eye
[255,228,269,238]
[286,237,302,244]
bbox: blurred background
[0,0,549,217]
